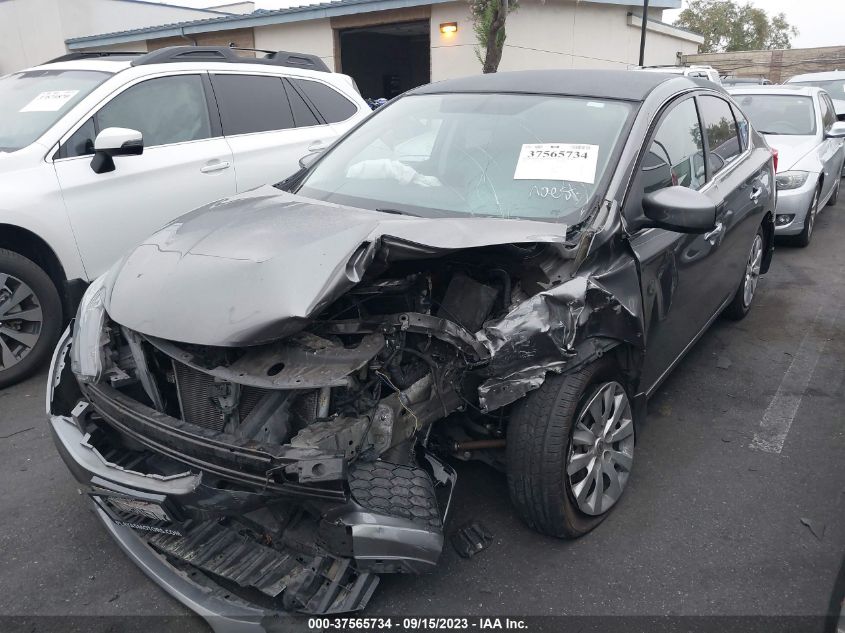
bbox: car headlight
[69,275,109,383]
[775,171,809,190]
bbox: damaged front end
[48,192,644,625]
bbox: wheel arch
[760,210,775,274]
[0,224,69,316]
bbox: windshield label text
[514,143,599,184]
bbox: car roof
[20,57,348,86]
[727,85,821,97]
[20,59,133,73]
[408,69,697,102]
[788,70,845,82]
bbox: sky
[166,0,841,50]
[662,0,840,49]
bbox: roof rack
[47,51,146,63]
[130,46,330,73]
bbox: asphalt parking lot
[1,194,843,632]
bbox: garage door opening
[338,20,430,102]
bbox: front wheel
[827,176,840,207]
[507,358,635,538]
[792,184,820,248]
[0,249,62,389]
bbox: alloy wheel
[806,189,819,239]
[567,381,635,516]
[742,234,764,308]
[0,273,44,371]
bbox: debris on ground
[799,517,825,540]
[0,427,34,439]
[452,520,494,559]
[716,356,732,369]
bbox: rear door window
[290,79,357,123]
[212,74,295,135]
[641,97,706,194]
[698,95,741,176]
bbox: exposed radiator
[172,361,269,432]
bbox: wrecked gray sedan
[47,70,775,629]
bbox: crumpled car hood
[105,186,568,346]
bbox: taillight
[771,148,778,173]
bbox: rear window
[733,94,816,136]
[290,79,357,123]
[212,74,294,135]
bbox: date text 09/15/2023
[307,617,529,630]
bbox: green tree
[675,0,798,53]
[469,0,518,73]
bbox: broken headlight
[775,171,809,190]
[70,275,108,383]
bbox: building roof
[66,0,683,49]
[410,69,693,101]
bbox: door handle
[750,186,763,202]
[200,160,231,174]
[703,221,724,245]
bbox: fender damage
[48,188,645,623]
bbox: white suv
[0,46,370,387]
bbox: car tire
[827,176,840,207]
[723,226,764,321]
[0,248,62,389]
[507,357,635,538]
[792,183,820,248]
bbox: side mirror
[642,186,717,233]
[825,121,845,139]
[90,127,143,174]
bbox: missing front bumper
[49,329,456,621]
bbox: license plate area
[89,477,183,536]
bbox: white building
[5,0,703,99]
[0,0,239,73]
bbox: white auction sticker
[19,90,79,112]
[513,143,599,183]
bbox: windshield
[0,69,110,152]
[790,79,845,101]
[297,93,632,223]
[733,94,817,136]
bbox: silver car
[729,85,845,246]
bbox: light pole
[638,0,650,66]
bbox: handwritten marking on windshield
[529,183,581,203]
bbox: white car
[635,64,722,85]
[787,70,845,121]
[0,46,370,387]
[728,85,845,247]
